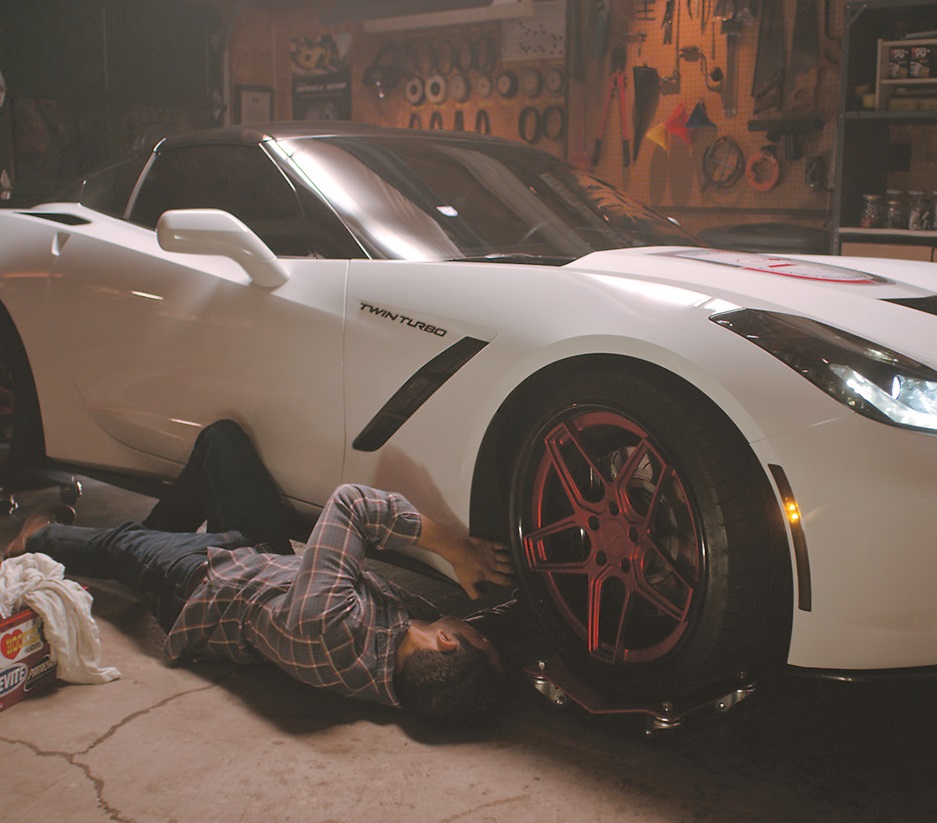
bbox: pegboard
[353,22,569,160]
[572,0,842,234]
[502,0,567,61]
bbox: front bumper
[755,412,937,671]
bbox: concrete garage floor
[2,477,937,822]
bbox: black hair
[394,634,505,728]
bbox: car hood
[569,246,937,365]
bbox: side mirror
[156,208,289,288]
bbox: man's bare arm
[417,518,514,600]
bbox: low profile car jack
[0,465,83,516]
[525,657,756,735]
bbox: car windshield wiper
[452,253,575,266]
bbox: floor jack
[0,465,83,517]
[525,656,757,736]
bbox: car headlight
[711,308,937,433]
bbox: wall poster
[291,33,353,121]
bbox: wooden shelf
[844,109,937,121]
[880,77,937,86]
[840,227,937,243]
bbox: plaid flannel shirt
[164,485,441,707]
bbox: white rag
[0,552,120,684]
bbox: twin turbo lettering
[359,302,447,337]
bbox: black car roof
[161,120,516,150]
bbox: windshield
[279,134,698,263]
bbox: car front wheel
[508,364,792,704]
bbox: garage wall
[0,0,843,235]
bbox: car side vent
[20,212,91,226]
[885,296,937,318]
[353,336,489,452]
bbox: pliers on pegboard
[592,46,629,168]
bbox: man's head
[394,617,505,727]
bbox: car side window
[79,154,151,218]
[128,144,310,256]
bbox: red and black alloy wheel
[522,408,703,666]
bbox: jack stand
[530,673,570,708]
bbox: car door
[46,141,348,505]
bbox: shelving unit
[833,1,937,260]
[875,37,937,111]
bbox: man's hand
[418,518,514,600]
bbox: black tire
[0,308,44,476]
[508,363,792,705]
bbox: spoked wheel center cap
[588,502,644,572]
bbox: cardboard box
[0,607,57,712]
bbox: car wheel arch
[470,353,732,538]
[469,352,795,699]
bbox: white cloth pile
[0,552,120,684]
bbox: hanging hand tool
[715,1,738,115]
[787,0,820,109]
[661,0,683,93]
[590,0,610,59]
[716,0,755,118]
[632,65,661,161]
[681,46,724,91]
[662,0,676,44]
[752,0,785,113]
[572,96,592,171]
[748,116,823,161]
[635,0,656,22]
[592,46,630,168]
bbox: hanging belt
[519,106,541,143]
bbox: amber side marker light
[769,464,811,612]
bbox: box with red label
[0,607,57,712]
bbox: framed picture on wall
[235,85,273,124]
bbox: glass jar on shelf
[885,190,906,229]
[860,193,884,228]
[907,190,929,230]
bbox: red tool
[592,47,630,168]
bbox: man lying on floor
[2,420,514,727]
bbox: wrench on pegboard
[634,0,656,22]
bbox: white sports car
[1,123,936,719]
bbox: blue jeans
[32,522,250,632]
[142,419,295,553]
[28,420,295,631]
